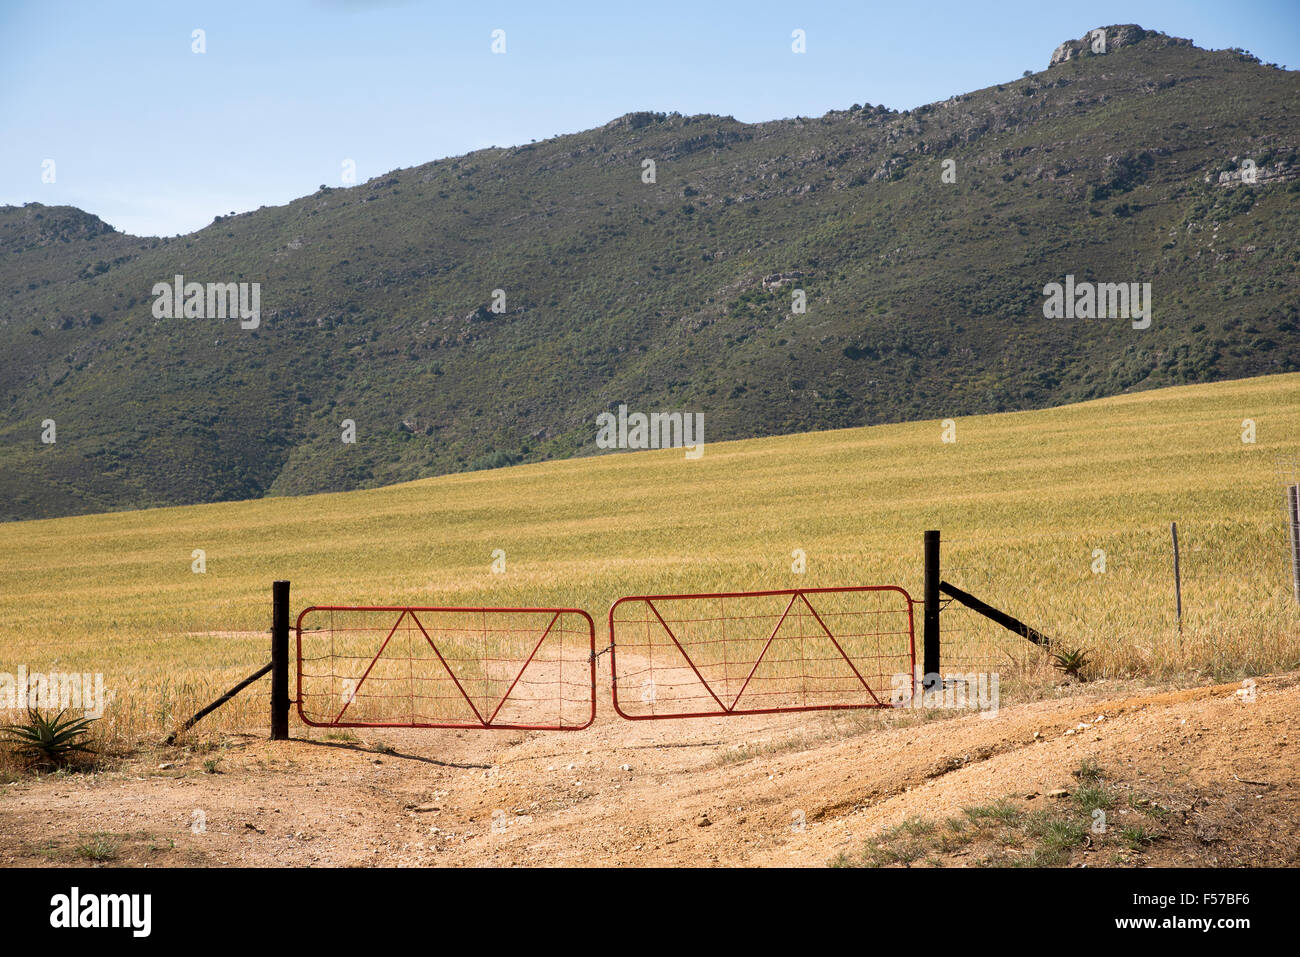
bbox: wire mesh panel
[297,606,595,730]
[609,586,914,719]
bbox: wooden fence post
[1171,522,1183,635]
[1288,486,1300,604]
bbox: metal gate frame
[295,605,596,731]
[608,585,914,720]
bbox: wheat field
[1,373,1297,742]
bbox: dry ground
[2,673,1297,868]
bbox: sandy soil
[2,672,1296,867]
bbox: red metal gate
[609,586,914,719]
[296,605,596,730]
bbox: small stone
[695,814,712,827]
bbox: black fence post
[938,581,1052,649]
[923,530,940,692]
[271,580,290,740]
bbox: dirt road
[2,674,1296,867]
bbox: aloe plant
[1050,646,1091,681]
[1,708,98,767]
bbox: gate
[609,586,913,719]
[296,605,596,730]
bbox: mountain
[1,24,1297,521]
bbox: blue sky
[2,0,1297,237]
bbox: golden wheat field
[1,373,1297,743]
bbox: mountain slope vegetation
[1,24,1297,520]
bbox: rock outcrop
[1049,24,1191,68]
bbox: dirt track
[2,674,1297,867]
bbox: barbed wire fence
[932,536,1055,689]
[1277,456,1300,606]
